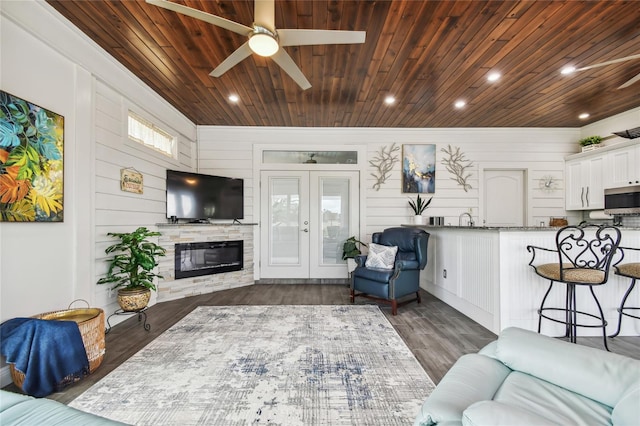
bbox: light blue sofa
[0,390,127,425]
[415,327,640,426]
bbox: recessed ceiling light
[579,113,590,120]
[384,96,396,105]
[561,66,576,75]
[454,100,466,109]
[487,72,501,82]
[228,94,239,103]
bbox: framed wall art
[0,91,64,222]
[402,144,435,193]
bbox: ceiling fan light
[248,32,279,57]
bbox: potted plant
[342,236,367,273]
[97,227,166,311]
[578,135,603,152]
[408,194,432,225]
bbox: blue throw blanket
[0,317,89,397]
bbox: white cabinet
[565,141,640,210]
[565,160,584,210]
[565,155,604,210]
[607,144,640,188]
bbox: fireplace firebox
[175,240,243,279]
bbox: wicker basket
[549,217,569,227]
[9,300,106,391]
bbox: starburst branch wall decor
[441,144,473,192]
[370,143,400,191]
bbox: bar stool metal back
[527,223,621,351]
[610,246,640,337]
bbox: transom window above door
[262,150,358,165]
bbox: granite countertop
[404,224,559,231]
[404,224,640,231]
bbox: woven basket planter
[117,287,151,312]
[9,303,105,391]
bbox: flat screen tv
[166,170,244,221]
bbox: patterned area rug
[70,305,434,425]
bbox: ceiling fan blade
[210,42,253,77]
[254,0,275,31]
[146,0,252,36]
[271,49,312,90]
[618,72,640,89]
[576,53,640,72]
[279,29,366,47]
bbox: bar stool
[610,246,640,337]
[527,224,621,351]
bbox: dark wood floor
[4,284,640,405]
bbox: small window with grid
[128,111,176,158]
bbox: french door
[260,170,359,279]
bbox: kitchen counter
[407,225,640,231]
[405,225,640,337]
[410,225,562,231]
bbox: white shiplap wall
[198,126,582,279]
[580,107,640,142]
[93,80,197,313]
[1,0,200,385]
[197,131,255,224]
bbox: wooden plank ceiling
[46,0,640,128]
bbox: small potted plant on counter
[342,236,367,273]
[98,227,166,311]
[408,194,432,225]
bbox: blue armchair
[350,227,429,315]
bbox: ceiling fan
[561,53,640,89]
[146,0,366,90]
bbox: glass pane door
[260,171,359,279]
[270,178,301,265]
[309,171,360,278]
[260,171,309,278]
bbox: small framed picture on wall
[402,144,435,193]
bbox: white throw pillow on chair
[365,243,398,269]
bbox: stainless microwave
[604,185,640,215]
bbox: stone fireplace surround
[156,223,255,302]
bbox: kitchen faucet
[459,212,475,227]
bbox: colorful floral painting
[402,144,435,193]
[0,91,64,222]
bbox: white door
[260,171,359,279]
[483,169,525,226]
